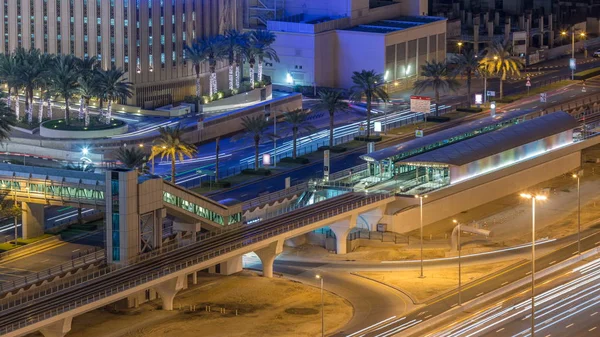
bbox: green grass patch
[354,135,383,142]
[42,118,126,131]
[574,67,600,80]
[496,80,575,103]
[15,233,54,245]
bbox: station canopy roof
[360,109,535,163]
[397,111,578,167]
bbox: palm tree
[184,41,206,98]
[314,90,350,149]
[150,125,197,183]
[115,147,148,172]
[221,29,245,90]
[414,61,461,117]
[283,109,315,159]
[36,53,54,123]
[350,70,389,138]
[0,92,16,143]
[479,40,524,99]
[241,115,270,170]
[14,48,44,123]
[77,77,98,126]
[49,55,79,125]
[0,53,20,115]
[235,32,251,89]
[251,30,278,83]
[74,56,99,122]
[96,67,133,124]
[243,43,257,89]
[198,36,224,97]
[453,49,481,107]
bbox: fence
[0,192,393,331]
[0,247,104,295]
[347,229,409,245]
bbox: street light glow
[561,31,567,36]
[453,219,458,224]
[414,194,428,199]
[315,274,321,279]
[520,193,547,200]
[81,148,89,155]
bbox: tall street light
[453,219,462,306]
[520,193,548,337]
[562,29,586,80]
[457,42,463,54]
[415,194,428,278]
[573,171,583,255]
[316,274,324,337]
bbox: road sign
[583,86,587,93]
[359,123,365,132]
[374,121,382,133]
[263,153,271,166]
[526,80,531,87]
[415,129,424,138]
[490,101,496,117]
[486,91,496,97]
[410,96,431,114]
[570,58,577,70]
[475,94,483,105]
[540,92,547,103]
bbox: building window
[29,0,34,47]
[56,0,61,53]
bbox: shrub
[354,135,383,142]
[280,157,310,164]
[242,168,272,176]
[426,116,451,123]
[456,107,483,113]
[201,181,231,188]
[318,145,347,153]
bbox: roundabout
[39,118,129,139]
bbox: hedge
[354,136,383,142]
[201,181,231,188]
[318,145,347,153]
[456,107,483,113]
[426,116,451,123]
[574,67,600,80]
[280,157,310,164]
[242,168,272,176]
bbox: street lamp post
[520,193,548,337]
[457,42,463,54]
[415,194,428,278]
[453,219,462,306]
[273,111,277,168]
[563,29,586,80]
[573,172,582,255]
[316,275,324,337]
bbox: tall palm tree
[221,29,245,91]
[184,41,206,98]
[350,70,389,138]
[414,61,460,117]
[251,30,278,83]
[49,55,79,125]
[77,76,98,126]
[96,67,133,124]
[453,49,481,107]
[0,92,16,143]
[150,125,197,183]
[115,147,148,172]
[235,32,251,89]
[241,115,270,170]
[198,36,223,97]
[0,53,20,115]
[15,48,44,123]
[243,43,257,89]
[36,53,54,123]
[479,40,524,99]
[283,109,315,159]
[314,90,350,148]
[74,56,99,121]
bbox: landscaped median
[0,233,56,253]
[39,118,128,139]
[496,80,575,104]
[574,66,600,80]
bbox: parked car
[593,49,600,58]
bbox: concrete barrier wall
[201,85,273,113]
[0,142,104,162]
[387,142,588,233]
[39,124,129,139]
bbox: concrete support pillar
[467,12,473,27]
[22,201,45,239]
[192,271,198,285]
[519,15,525,30]
[487,21,494,38]
[329,216,356,255]
[460,10,465,23]
[483,12,489,24]
[548,14,554,47]
[220,255,243,275]
[505,17,512,41]
[539,15,545,47]
[39,317,72,337]
[154,275,185,311]
[254,240,283,278]
[494,12,500,26]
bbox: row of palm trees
[184,29,279,97]
[414,40,524,115]
[0,48,133,126]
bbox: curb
[401,246,600,337]
[350,272,419,305]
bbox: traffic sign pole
[526,76,531,95]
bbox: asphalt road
[348,230,600,337]
[205,79,600,203]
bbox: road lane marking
[549,260,556,265]
[496,328,505,333]
[72,249,80,253]
[501,281,509,286]
[591,311,598,316]
[40,259,49,263]
[424,315,432,319]
[477,292,484,297]
[590,327,597,332]
[526,271,532,275]
[566,323,574,328]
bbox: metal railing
[347,229,409,245]
[242,181,309,211]
[0,192,393,334]
[0,248,105,295]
